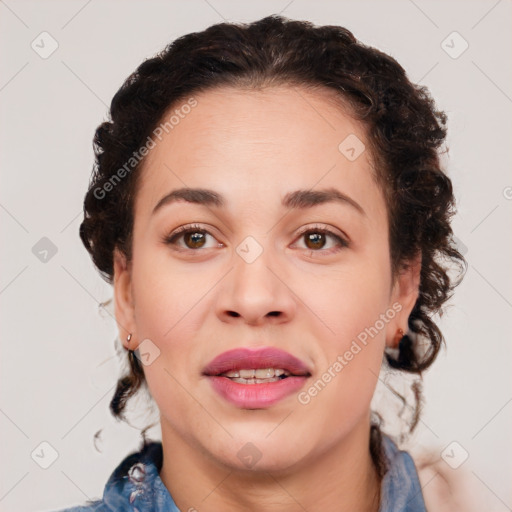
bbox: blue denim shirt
[56,435,426,512]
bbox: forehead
[135,85,384,221]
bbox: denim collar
[93,435,426,512]
[379,435,427,511]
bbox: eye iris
[305,232,325,250]
[184,231,206,248]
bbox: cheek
[130,245,214,340]
[129,252,210,422]
[127,251,209,410]
[295,271,390,433]
[292,246,392,411]
[295,246,392,353]
[335,272,391,348]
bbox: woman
[58,15,466,512]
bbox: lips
[202,347,311,377]
[203,347,311,409]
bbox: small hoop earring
[126,333,132,343]
[393,328,404,346]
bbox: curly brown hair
[79,15,466,473]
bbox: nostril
[225,311,280,319]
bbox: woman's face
[114,85,420,472]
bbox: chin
[211,431,312,474]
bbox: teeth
[223,368,290,378]
[231,377,281,384]
[220,368,292,381]
[255,368,274,378]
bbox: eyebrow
[152,187,366,216]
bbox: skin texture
[113,85,421,512]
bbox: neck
[159,421,381,512]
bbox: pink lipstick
[203,347,311,409]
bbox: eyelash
[162,223,349,255]
[295,225,349,254]
[163,224,220,251]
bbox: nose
[215,246,297,327]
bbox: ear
[113,247,137,350]
[387,252,422,349]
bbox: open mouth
[203,347,311,408]
[219,368,294,384]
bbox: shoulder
[51,441,168,512]
[413,449,488,512]
[379,436,489,512]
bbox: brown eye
[304,232,327,250]
[292,226,349,255]
[183,230,207,249]
[163,224,223,251]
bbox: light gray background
[1,1,511,510]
